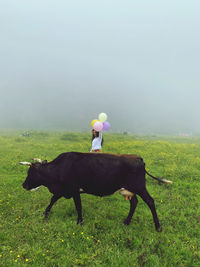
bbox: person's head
[92,129,99,138]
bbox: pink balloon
[103,121,110,131]
[93,121,103,132]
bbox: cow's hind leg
[124,195,138,225]
[138,188,162,232]
[73,193,83,224]
[44,195,61,218]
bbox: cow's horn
[32,158,42,163]
[19,161,32,166]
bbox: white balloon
[98,113,107,123]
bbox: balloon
[93,121,103,132]
[98,112,107,123]
[91,119,99,128]
[103,121,110,131]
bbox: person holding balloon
[91,128,103,152]
[90,113,110,153]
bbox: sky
[0,0,200,134]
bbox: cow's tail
[145,170,173,184]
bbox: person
[90,129,103,152]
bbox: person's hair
[91,129,103,146]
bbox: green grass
[0,131,199,266]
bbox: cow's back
[71,152,145,196]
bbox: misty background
[0,0,200,134]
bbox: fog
[0,0,200,134]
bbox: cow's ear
[42,160,48,165]
[19,161,32,166]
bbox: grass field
[0,131,200,266]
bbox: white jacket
[91,131,103,151]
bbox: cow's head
[20,159,47,191]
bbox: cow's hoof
[156,226,162,232]
[123,218,131,225]
[43,211,49,218]
[77,219,83,225]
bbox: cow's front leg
[124,194,138,225]
[73,193,83,224]
[44,195,61,218]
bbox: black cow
[20,152,172,232]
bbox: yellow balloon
[91,119,99,128]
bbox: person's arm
[99,131,102,141]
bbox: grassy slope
[0,131,199,266]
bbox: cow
[20,152,172,232]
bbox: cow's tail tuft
[145,170,173,184]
